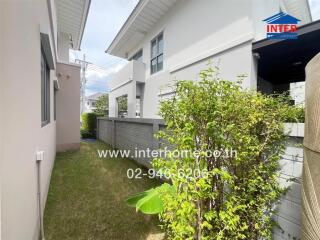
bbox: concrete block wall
[97,119,113,145]
[97,117,164,167]
[97,119,304,239]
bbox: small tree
[127,67,297,240]
[93,94,109,116]
[156,68,295,239]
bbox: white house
[83,92,105,113]
[103,1,320,239]
[106,0,312,119]
[0,0,90,239]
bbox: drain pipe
[36,151,45,240]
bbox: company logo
[263,12,300,39]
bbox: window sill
[150,69,165,78]
[41,120,50,128]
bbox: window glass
[151,40,157,58]
[134,50,143,61]
[158,34,163,54]
[157,54,163,71]
[41,48,50,127]
[151,58,157,74]
[130,49,143,62]
[41,52,45,122]
[150,32,164,74]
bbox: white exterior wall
[251,0,283,40]
[109,0,284,118]
[0,3,3,238]
[0,0,66,239]
[109,81,136,118]
[109,61,136,118]
[109,60,145,118]
[290,82,305,106]
[57,32,70,62]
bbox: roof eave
[74,0,91,50]
[252,19,320,51]
[106,0,177,58]
[105,0,147,57]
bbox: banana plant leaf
[126,183,175,215]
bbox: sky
[309,0,320,20]
[70,0,139,96]
[73,0,320,97]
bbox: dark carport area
[253,19,320,101]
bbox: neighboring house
[103,0,320,239]
[83,92,104,113]
[106,0,313,119]
[0,0,90,239]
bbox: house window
[150,32,163,74]
[41,47,50,126]
[130,49,143,62]
[117,95,128,118]
[136,96,141,117]
[92,101,96,107]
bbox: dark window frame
[150,32,163,74]
[129,49,143,62]
[41,47,50,127]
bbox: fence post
[112,120,116,148]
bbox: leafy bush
[80,128,95,139]
[269,94,305,123]
[284,105,305,122]
[81,112,97,138]
[128,68,298,240]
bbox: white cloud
[86,62,125,79]
[86,76,106,87]
[83,62,126,96]
[85,89,96,97]
[309,0,320,20]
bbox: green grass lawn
[44,141,164,240]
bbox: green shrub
[81,112,97,138]
[284,105,305,122]
[80,128,95,139]
[127,68,298,240]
